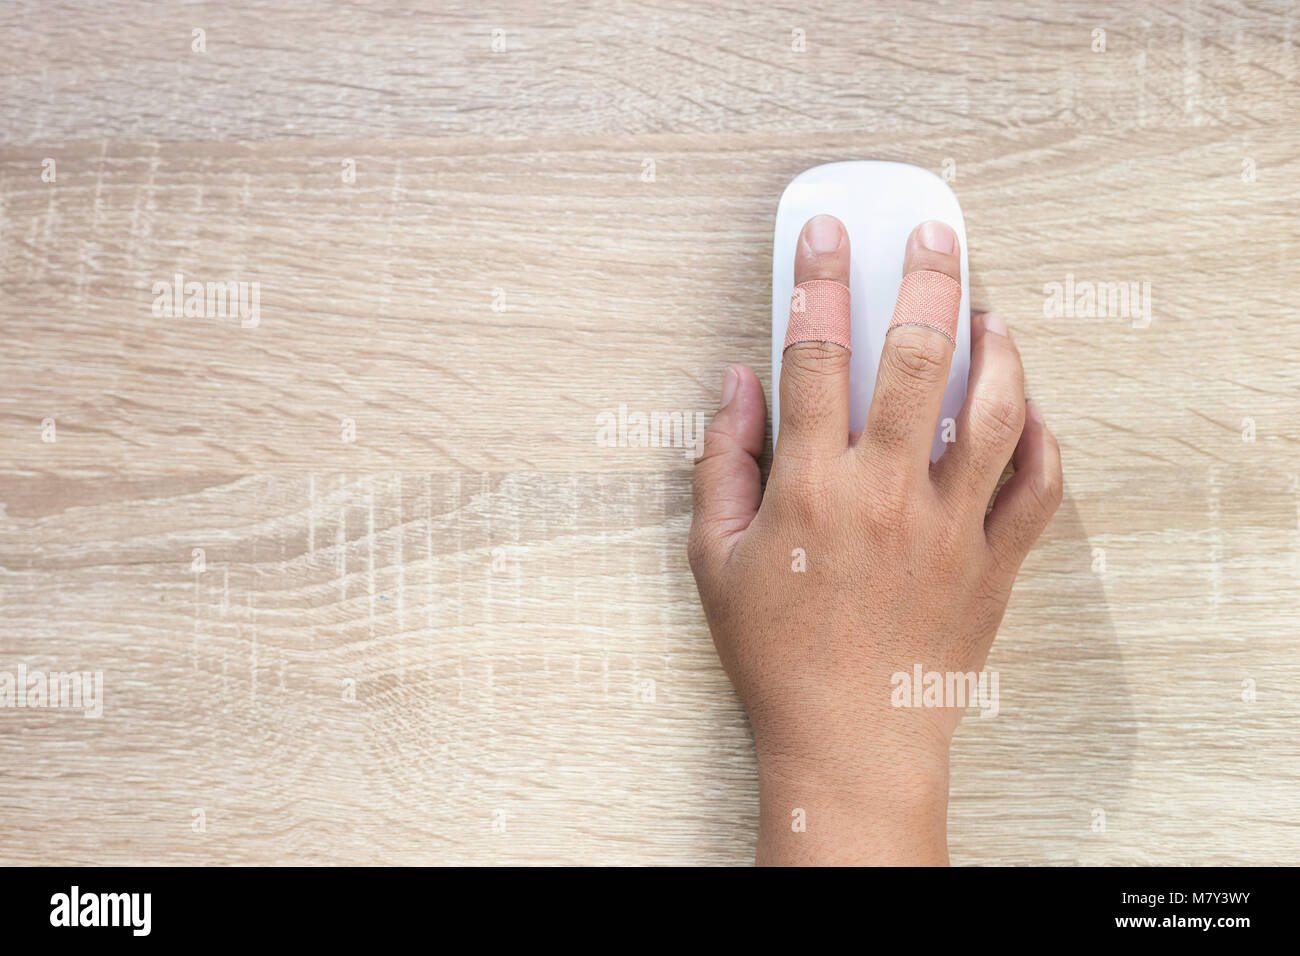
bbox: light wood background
[1,0,1298,865]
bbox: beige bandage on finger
[784,279,851,354]
[887,269,962,345]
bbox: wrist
[752,726,952,866]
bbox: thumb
[688,364,766,576]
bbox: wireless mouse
[771,161,970,460]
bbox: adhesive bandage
[784,279,851,353]
[887,269,962,345]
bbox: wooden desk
[1,0,1297,864]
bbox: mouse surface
[771,161,970,460]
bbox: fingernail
[720,366,739,407]
[983,312,1009,336]
[804,215,843,254]
[918,220,957,254]
[1028,400,1044,425]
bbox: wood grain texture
[1,0,1298,865]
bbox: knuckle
[985,533,1023,579]
[780,346,848,436]
[777,467,835,525]
[1030,466,1064,515]
[696,424,731,464]
[785,344,850,384]
[930,507,967,553]
[977,563,1014,604]
[886,331,948,386]
[772,451,850,530]
[863,483,919,539]
[971,392,1026,445]
[781,489,827,529]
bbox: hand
[688,215,1063,865]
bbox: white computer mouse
[771,161,970,460]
